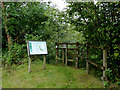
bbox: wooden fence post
[86,45,89,74]
[56,43,58,64]
[62,48,65,64]
[65,44,68,66]
[103,48,107,85]
[75,42,79,68]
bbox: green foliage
[2,2,48,45]
[117,81,120,85]
[67,2,120,46]
[2,43,27,67]
[104,81,109,88]
[2,2,85,67]
[24,34,42,41]
[106,68,114,82]
[67,2,120,82]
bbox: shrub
[2,43,27,67]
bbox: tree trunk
[1,2,12,51]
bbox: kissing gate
[55,42,107,86]
[56,42,79,68]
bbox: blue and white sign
[28,41,48,55]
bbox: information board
[27,41,48,55]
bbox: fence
[55,42,80,68]
[55,42,108,86]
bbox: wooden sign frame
[27,40,48,72]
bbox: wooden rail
[68,59,74,62]
[86,60,104,70]
[86,44,107,87]
[86,44,103,50]
[67,54,78,56]
[56,57,63,60]
[67,48,77,50]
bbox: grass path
[2,60,103,88]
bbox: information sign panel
[28,41,48,55]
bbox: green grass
[2,60,103,88]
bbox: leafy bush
[2,43,27,67]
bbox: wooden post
[27,41,31,73]
[43,55,46,70]
[56,43,58,64]
[75,42,79,68]
[28,56,31,73]
[103,48,107,85]
[65,44,68,66]
[62,48,65,64]
[86,45,89,74]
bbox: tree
[2,2,12,51]
[67,2,120,82]
[2,2,49,47]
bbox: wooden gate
[55,42,79,68]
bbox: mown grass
[2,59,103,88]
[0,67,2,89]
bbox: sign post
[28,56,31,72]
[43,55,46,70]
[27,40,48,72]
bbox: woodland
[1,1,120,88]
